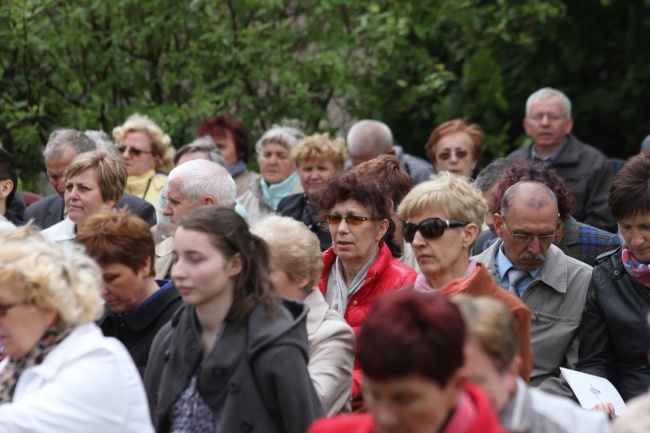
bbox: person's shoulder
[24,194,61,221]
[614,392,650,433]
[568,135,610,162]
[308,414,374,433]
[506,145,531,160]
[528,386,610,432]
[277,193,304,215]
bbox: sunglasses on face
[403,218,469,243]
[117,146,153,157]
[436,149,469,161]
[0,300,31,318]
[324,215,378,226]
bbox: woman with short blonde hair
[0,227,154,432]
[278,132,348,251]
[253,215,355,416]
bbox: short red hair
[424,118,483,165]
[358,290,465,386]
[196,114,250,162]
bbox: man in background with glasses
[474,181,593,399]
[507,87,616,233]
[24,129,156,229]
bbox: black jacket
[24,193,157,229]
[144,299,324,433]
[277,193,331,252]
[98,280,182,376]
[576,247,650,401]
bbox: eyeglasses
[403,218,469,243]
[436,149,469,161]
[502,219,555,244]
[324,215,378,226]
[117,146,153,157]
[0,300,31,317]
[527,112,566,123]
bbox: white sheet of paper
[560,367,627,415]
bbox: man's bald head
[501,181,558,219]
[347,120,393,166]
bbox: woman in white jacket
[0,227,153,433]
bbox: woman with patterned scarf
[0,227,153,433]
[577,151,650,407]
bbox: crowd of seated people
[2,85,650,433]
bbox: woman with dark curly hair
[196,115,260,197]
[483,160,620,266]
[317,171,417,399]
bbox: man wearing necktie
[473,181,593,399]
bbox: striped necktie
[507,267,529,298]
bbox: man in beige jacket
[473,181,593,398]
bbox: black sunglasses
[117,146,153,157]
[403,218,469,243]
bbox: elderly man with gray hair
[473,181,593,399]
[346,119,433,185]
[507,87,615,232]
[154,159,236,278]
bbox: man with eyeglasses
[507,87,616,233]
[473,181,593,399]
[24,129,156,229]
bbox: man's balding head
[347,120,393,166]
[43,129,96,197]
[501,181,558,219]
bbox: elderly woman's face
[259,142,296,185]
[434,132,477,178]
[405,210,475,285]
[363,374,463,433]
[328,199,388,269]
[299,159,338,202]
[119,131,157,176]
[64,168,115,224]
[101,261,152,314]
[618,213,650,262]
[0,281,57,359]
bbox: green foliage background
[1,0,649,190]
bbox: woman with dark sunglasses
[112,113,175,207]
[397,171,533,381]
[317,171,417,400]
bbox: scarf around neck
[622,245,650,287]
[228,159,247,177]
[125,168,156,198]
[261,171,299,210]
[325,248,379,317]
[0,325,73,403]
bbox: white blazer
[0,323,154,433]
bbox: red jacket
[318,242,418,396]
[308,383,505,433]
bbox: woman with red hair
[196,114,259,197]
[309,290,503,433]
